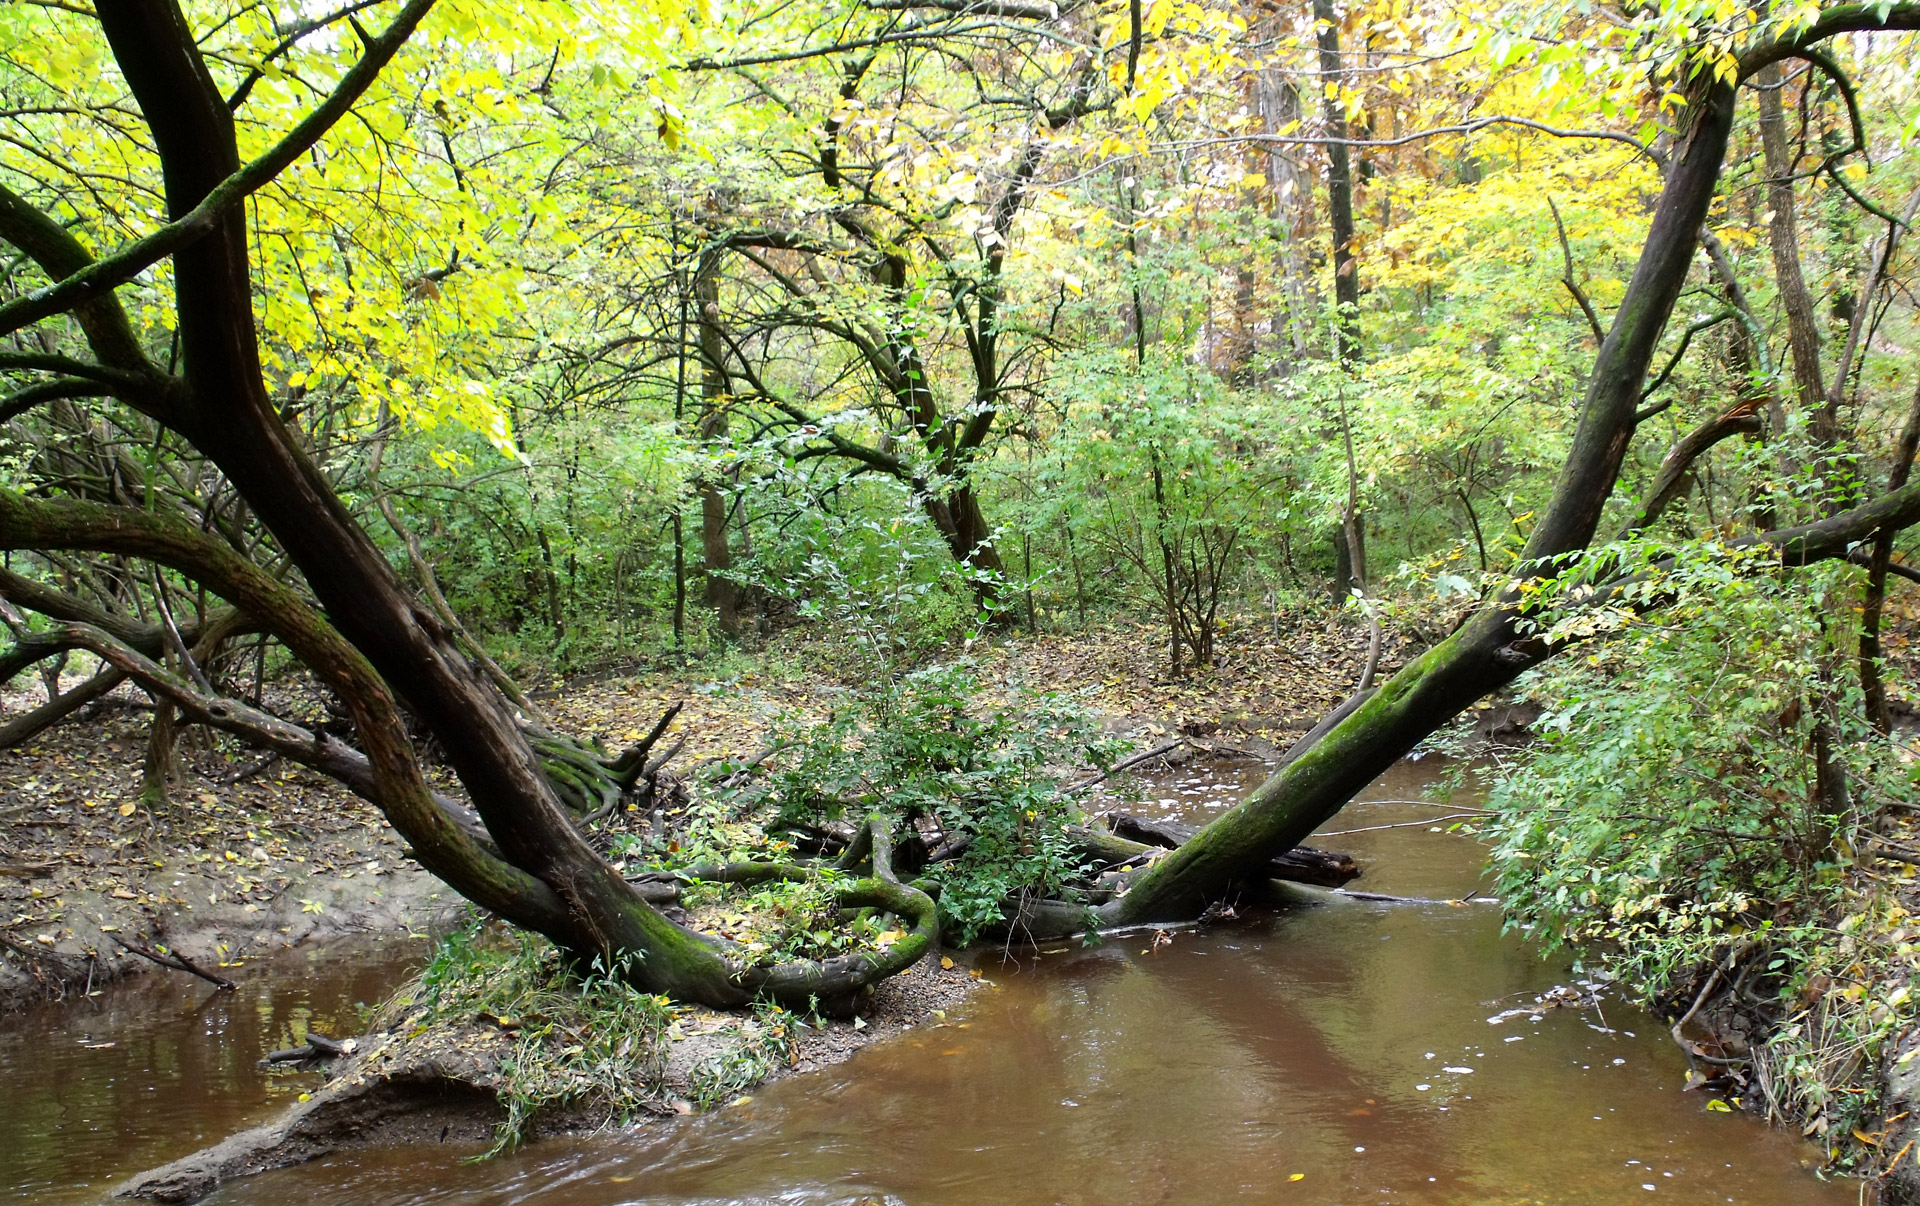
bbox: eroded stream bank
[0,757,1859,1204]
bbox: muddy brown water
[0,938,426,1203]
[5,759,1858,1204]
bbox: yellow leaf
[118,803,136,816]
[1289,1173,1305,1181]
[940,956,955,970]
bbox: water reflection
[0,939,424,1202]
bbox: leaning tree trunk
[1073,72,1747,930]
[36,0,928,1010]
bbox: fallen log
[621,873,685,905]
[1108,812,1360,888]
[261,1032,361,1066]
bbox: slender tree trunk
[1150,450,1181,676]
[139,700,179,807]
[1755,63,1829,439]
[1261,74,1313,362]
[1314,0,1360,365]
[694,251,740,637]
[1861,379,1920,732]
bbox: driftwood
[260,1031,361,1066]
[1108,812,1360,888]
[621,874,685,905]
[1066,740,1186,795]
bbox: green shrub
[1487,556,1918,1149]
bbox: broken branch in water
[261,1031,361,1065]
[111,934,236,990]
[1313,813,1488,837]
[1108,811,1360,887]
[1066,740,1185,794]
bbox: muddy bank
[0,693,467,1010]
[117,952,981,1204]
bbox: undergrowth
[390,922,801,1153]
[1487,556,1920,1170]
[404,923,675,1153]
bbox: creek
[2,758,1856,1204]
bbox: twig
[1549,197,1605,343]
[1330,888,1497,904]
[222,751,283,784]
[1313,813,1486,836]
[150,566,214,697]
[1670,939,1757,1070]
[1066,739,1184,794]
[642,736,687,779]
[111,934,236,990]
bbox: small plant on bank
[686,1001,797,1110]
[405,922,674,1154]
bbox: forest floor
[0,606,1400,1012]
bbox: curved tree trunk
[13,0,928,1010]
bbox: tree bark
[1861,379,1920,732]
[1108,812,1359,887]
[1313,0,1360,365]
[694,251,741,637]
[1755,63,1830,440]
[0,665,126,750]
[1625,403,1765,535]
